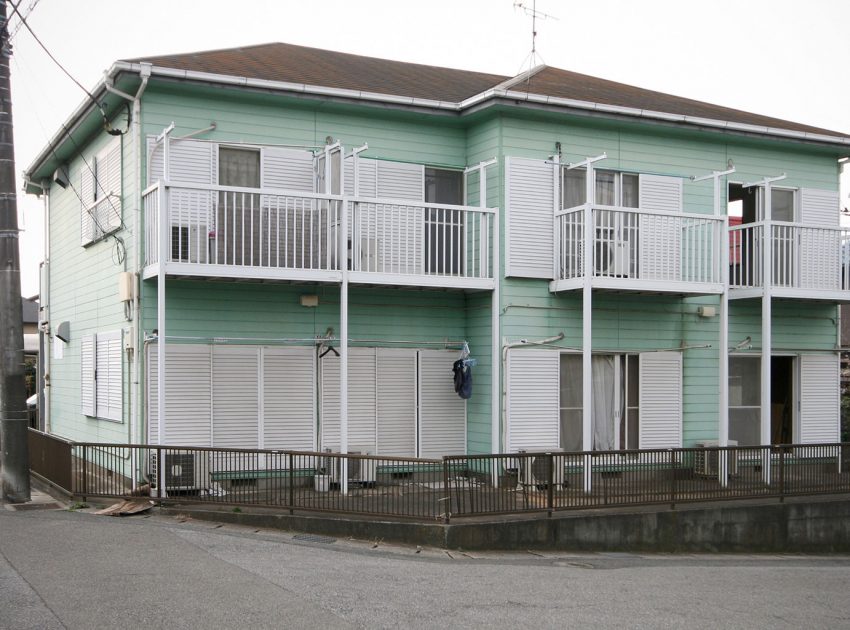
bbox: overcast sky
[10,0,850,297]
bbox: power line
[7,0,39,42]
[6,0,102,114]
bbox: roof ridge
[493,64,547,92]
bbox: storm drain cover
[292,534,337,544]
[5,502,62,511]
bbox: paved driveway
[2,505,850,629]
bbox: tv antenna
[514,1,558,73]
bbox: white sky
[11,0,850,297]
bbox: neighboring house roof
[22,297,39,325]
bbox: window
[562,169,639,209]
[728,356,760,446]
[216,147,261,266]
[81,136,122,246]
[81,331,123,421]
[424,168,464,275]
[559,353,640,451]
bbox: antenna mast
[514,0,558,72]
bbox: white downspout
[41,181,50,433]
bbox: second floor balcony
[550,204,725,295]
[729,221,850,301]
[142,182,496,291]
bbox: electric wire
[7,0,39,42]
[13,53,126,265]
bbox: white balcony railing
[143,182,495,287]
[729,221,850,292]
[555,205,724,291]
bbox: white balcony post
[761,182,772,483]
[582,161,595,493]
[156,186,167,497]
[337,145,349,496]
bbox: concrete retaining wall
[164,496,850,552]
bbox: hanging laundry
[453,359,473,399]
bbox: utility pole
[0,0,30,503]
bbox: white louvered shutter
[639,174,683,282]
[344,157,378,197]
[168,139,216,264]
[147,344,212,446]
[320,348,377,453]
[212,345,259,449]
[100,137,123,232]
[506,349,560,452]
[365,160,424,274]
[262,147,314,192]
[95,331,122,421]
[418,349,466,458]
[81,334,96,416]
[505,156,556,278]
[80,163,95,245]
[262,347,316,451]
[799,188,841,290]
[376,348,417,457]
[638,351,682,449]
[799,354,839,444]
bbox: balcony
[550,205,725,295]
[729,221,850,301]
[142,182,495,290]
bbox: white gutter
[25,60,850,183]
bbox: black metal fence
[27,429,850,522]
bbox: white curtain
[592,355,616,450]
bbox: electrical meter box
[118,272,135,302]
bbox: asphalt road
[2,503,850,629]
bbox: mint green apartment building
[25,44,850,485]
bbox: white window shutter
[799,354,839,444]
[262,147,314,192]
[639,174,683,281]
[799,188,841,290]
[638,351,682,449]
[80,166,95,246]
[212,345,259,449]
[506,348,560,452]
[95,331,123,421]
[344,157,378,197]
[418,349,466,458]
[171,139,216,184]
[147,344,212,446]
[505,156,556,278]
[261,347,316,451]
[320,347,378,453]
[100,138,123,232]
[375,160,424,201]
[167,139,216,253]
[800,188,839,227]
[376,348,417,457]
[81,334,96,416]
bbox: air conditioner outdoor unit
[171,224,209,264]
[595,239,632,277]
[323,448,377,487]
[517,450,565,489]
[694,440,739,477]
[148,451,209,492]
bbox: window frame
[562,168,640,210]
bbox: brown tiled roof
[126,42,508,102]
[522,67,845,137]
[125,42,848,139]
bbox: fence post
[669,449,676,510]
[288,452,294,515]
[157,446,163,502]
[547,453,554,517]
[779,447,785,503]
[81,444,88,501]
[442,457,451,524]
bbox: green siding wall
[45,122,139,443]
[497,113,841,446]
